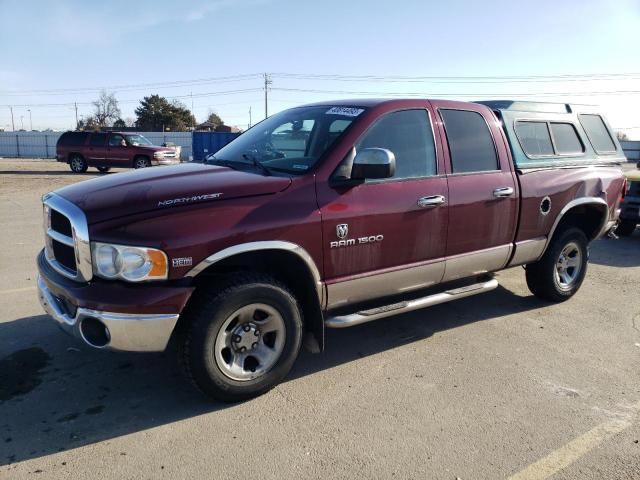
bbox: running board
[324,278,499,328]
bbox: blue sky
[0,0,639,137]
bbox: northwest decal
[158,192,223,207]
[330,223,383,249]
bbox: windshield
[209,105,365,174]
[125,134,153,146]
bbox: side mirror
[351,148,396,180]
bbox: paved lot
[1,158,639,479]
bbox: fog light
[80,317,110,348]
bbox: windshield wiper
[242,153,272,176]
[207,157,240,170]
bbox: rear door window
[578,114,616,154]
[440,109,498,173]
[356,109,437,180]
[109,134,125,147]
[515,121,554,156]
[90,133,107,146]
[550,123,584,155]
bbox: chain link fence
[0,132,193,160]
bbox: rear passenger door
[86,133,107,166]
[431,101,518,282]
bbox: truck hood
[54,163,292,224]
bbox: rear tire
[615,220,636,237]
[525,227,589,302]
[69,155,87,173]
[134,156,151,169]
[179,274,303,402]
[97,166,110,173]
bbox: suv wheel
[69,155,87,173]
[97,166,110,173]
[134,156,151,169]
[525,227,589,302]
[179,274,303,402]
[615,220,636,237]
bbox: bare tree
[92,90,121,127]
[616,131,628,141]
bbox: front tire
[179,274,303,402]
[69,155,87,173]
[615,220,636,237]
[134,156,151,169]
[525,227,589,302]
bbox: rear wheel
[134,156,151,169]
[525,227,589,302]
[69,155,87,173]
[97,166,110,173]
[615,220,636,237]
[179,274,303,402]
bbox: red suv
[56,131,178,173]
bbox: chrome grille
[43,193,93,282]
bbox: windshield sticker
[326,107,364,117]
[292,164,309,170]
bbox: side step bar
[324,278,498,328]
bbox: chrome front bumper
[37,276,179,352]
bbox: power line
[271,87,640,97]
[0,73,263,96]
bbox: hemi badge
[172,257,193,267]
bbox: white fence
[0,131,193,160]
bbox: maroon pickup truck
[37,99,626,401]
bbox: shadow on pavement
[589,233,640,268]
[0,170,106,177]
[0,285,546,466]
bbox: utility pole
[9,106,15,131]
[248,106,252,129]
[264,73,272,119]
[28,109,32,130]
[74,102,78,129]
[191,91,195,130]
[20,116,24,130]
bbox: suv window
[440,109,498,173]
[58,132,87,146]
[90,133,107,146]
[578,114,616,154]
[550,123,583,155]
[515,121,554,156]
[109,134,125,147]
[356,109,437,180]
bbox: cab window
[355,109,437,180]
[440,109,498,173]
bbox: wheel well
[552,203,607,242]
[189,249,324,351]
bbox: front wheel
[134,156,151,169]
[525,227,589,302]
[179,274,303,402]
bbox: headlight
[153,151,165,158]
[91,242,168,282]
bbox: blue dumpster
[192,132,241,162]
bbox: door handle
[417,195,446,208]
[493,187,514,198]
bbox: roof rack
[474,100,573,114]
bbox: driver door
[316,106,449,309]
[106,133,131,167]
